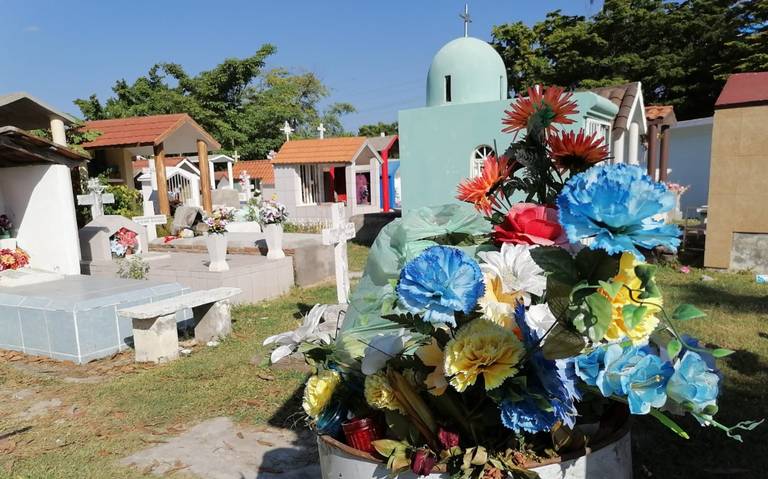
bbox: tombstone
[212,189,240,209]
[132,214,168,241]
[79,215,149,262]
[171,206,204,236]
[77,178,115,219]
[322,203,356,304]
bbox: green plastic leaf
[712,348,735,358]
[575,248,620,284]
[634,264,661,299]
[622,304,648,330]
[541,323,587,360]
[598,280,623,300]
[666,338,683,360]
[672,304,707,321]
[530,246,578,284]
[573,293,613,342]
[650,409,690,440]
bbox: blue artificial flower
[515,305,580,428]
[397,246,484,327]
[596,344,648,398]
[621,354,674,415]
[666,351,720,413]
[575,348,607,386]
[556,163,681,260]
[500,397,557,434]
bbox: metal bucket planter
[265,223,285,259]
[206,233,229,272]
[317,419,631,479]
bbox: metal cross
[317,123,326,140]
[280,121,294,141]
[460,4,471,37]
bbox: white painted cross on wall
[322,202,356,304]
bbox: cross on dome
[460,4,472,37]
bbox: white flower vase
[0,238,17,250]
[206,233,229,272]
[265,223,285,260]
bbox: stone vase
[265,223,285,260]
[206,233,229,272]
[317,420,632,479]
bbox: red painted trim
[379,135,398,212]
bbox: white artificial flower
[526,303,558,341]
[361,329,412,375]
[477,243,546,305]
[263,304,331,363]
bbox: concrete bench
[118,287,241,363]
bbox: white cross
[132,214,167,241]
[281,121,294,141]
[317,123,326,139]
[238,171,255,201]
[232,149,241,162]
[322,203,356,304]
[77,178,114,219]
[460,4,471,37]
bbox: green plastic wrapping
[336,203,491,360]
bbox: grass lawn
[0,245,765,478]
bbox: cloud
[23,26,40,33]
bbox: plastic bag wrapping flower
[398,246,485,327]
[557,163,681,260]
[335,204,490,360]
[666,351,719,414]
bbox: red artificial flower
[0,248,29,271]
[493,203,566,246]
[410,449,437,476]
[548,129,609,172]
[116,227,138,248]
[438,427,460,449]
[456,155,513,215]
[502,86,579,135]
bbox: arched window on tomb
[470,145,495,178]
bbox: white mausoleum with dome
[398,36,623,211]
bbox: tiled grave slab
[0,276,187,364]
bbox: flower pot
[0,238,17,250]
[206,233,229,272]
[264,223,285,259]
[317,420,631,479]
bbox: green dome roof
[426,37,508,107]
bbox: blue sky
[0,0,603,132]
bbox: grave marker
[322,203,356,304]
[133,214,168,241]
[77,178,114,219]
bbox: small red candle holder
[342,417,383,454]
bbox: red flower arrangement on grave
[0,248,30,271]
[548,130,610,172]
[493,203,567,246]
[501,86,578,135]
[111,227,138,257]
[456,155,514,215]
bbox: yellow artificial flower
[478,273,520,330]
[601,252,662,344]
[302,370,340,418]
[416,338,448,396]
[443,319,525,392]
[364,372,405,413]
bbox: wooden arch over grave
[80,114,221,215]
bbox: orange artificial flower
[548,129,609,172]
[502,86,579,135]
[456,155,512,214]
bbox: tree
[357,121,398,137]
[74,45,356,159]
[491,0,768,119]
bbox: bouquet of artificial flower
[263,86,761,478]
[259,200,288,225]
[0,248,29,271]
[205,207,235,235]
[0,214,12,236]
